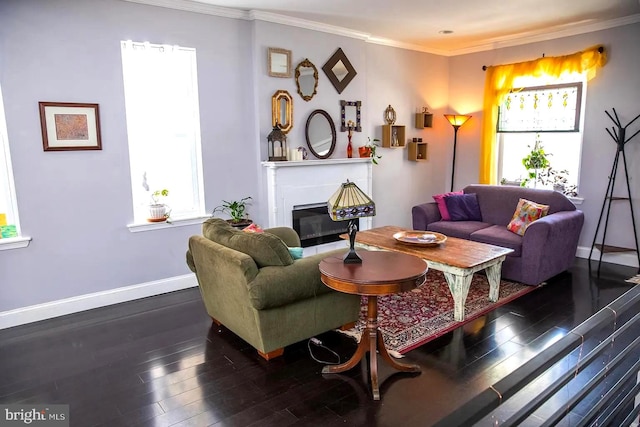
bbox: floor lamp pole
[450,126,459,192]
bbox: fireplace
[292,203,358,247]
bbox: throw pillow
[288,247,304,259]
[507,198,550,236]
[444,193,482,221]
[242,223,264,233]
[203,218,294,267]
[432,191,463,221]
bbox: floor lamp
[444,114,471,192]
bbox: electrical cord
[308,337,341,365]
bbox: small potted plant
[148,188,170,222]
[358,137,382,164]
[213,196,253,228]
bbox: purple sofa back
[463,184,576,226]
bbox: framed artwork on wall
[39,102,102,151]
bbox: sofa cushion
[427,221,492,240]
[507,198,550,236]
[432,191,463,221]
[470,225,523,257]
[203,218,294,267]
[444,193,482,221]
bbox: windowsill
[569,196,584,205]
[127,215,210,233]
[0,236,32,250]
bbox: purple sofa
[411,184,584,285]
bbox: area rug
[339,269,540,355]
[625,274,640,284]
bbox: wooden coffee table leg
[443,271,473,321]
[485,261,503,302]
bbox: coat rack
[589,108,640,275]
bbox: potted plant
[521,134,551,188]
[213,196,253,227]
[358,137,382,164]
[148,188,171,222]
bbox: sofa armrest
[265,226,302,247]
[412,202,442,230]
[521,210,584,280]
[248,248,347,310]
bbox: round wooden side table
[319,250,428,400]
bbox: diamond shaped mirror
[322,48,357,94]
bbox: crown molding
[448,13,640,56]
[122,0,249,19]
[248,10,370,41]
[122,1,640,57]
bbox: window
[497,75,587,196]
[0,84,25,245]
[121,40,205,224]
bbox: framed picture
[39,102,102,151]
[268,47,292,78]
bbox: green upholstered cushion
[202,218,294,267]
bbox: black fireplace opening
[292,203,359,248]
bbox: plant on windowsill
[212,196,253,228]
[358,137,382,164]
[148,189,171,223]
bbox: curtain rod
[481,46,604,71]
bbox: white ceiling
[189,0,640,54]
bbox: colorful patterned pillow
[432,191,463,221]
[242,223,264,233]
[507,198,550,236]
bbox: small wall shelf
[408,141,427,161]
[381,125,406,148]
[415,113,433,129]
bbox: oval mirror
[295,58,318,102]
[305,110,336,159]
[271,90,293,133]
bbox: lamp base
[343,219,362,264]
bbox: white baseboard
[576,245,640,268]
[0,274,198,330]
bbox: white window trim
[127,215,210,233]
[0,236,31,251]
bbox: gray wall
[449,23,640,254]
[1,0,638,315]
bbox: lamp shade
[444,114,471,128]
[327,180,375,221]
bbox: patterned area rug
[339,269,539,355]
[625,274,640,284]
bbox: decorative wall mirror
[268,47,292,78]
[322,48,357,94]
[305,109,336,159]
[295,58,318,102]
[340,100,361,132]
[272,90,293,133]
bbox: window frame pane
[497,82,583,133]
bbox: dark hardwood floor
[1,258,638,426]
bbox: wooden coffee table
[319,250,427,400]
[344,226,514,322]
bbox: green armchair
[186,218,360,360]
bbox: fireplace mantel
[261,158,373,234]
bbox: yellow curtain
[479,45,607,184]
